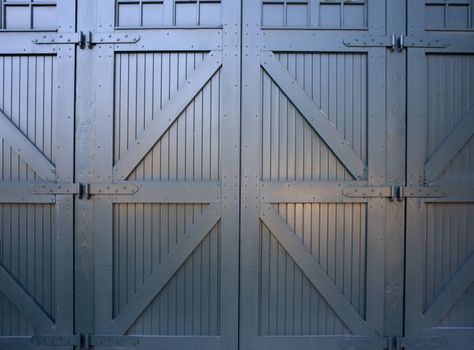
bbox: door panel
[241,1,389,349]
[93,1,240,349]
[1,1,473,349]
[406,1,474,348]
[0,1,76,348]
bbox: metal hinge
[339,335,446,350]
[30,183,139,199]
[339,336,391,350]
[343,185,445,201]
[32,32,86,47]
[396,34,448,51]
[343,34,398,51]
[344,34,448,52]
[395,336,447,349]
[85,31,140,48]
[30,334,139,348]
[33,31,140,49]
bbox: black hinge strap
[343,185,445,200]
[30,334,140,348]
[30,334,81,347]
[30,183,139,199]
[343,34,397,50]
[87,335,140,348]
[396,336,446,349]
[344,34,449,51]
[32,32,84,46]
[33,31,140,49]
[87,31,140,47]
[339,336,391,350]
[30,183,81,195]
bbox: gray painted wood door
[92,1,240,349]
[405,1,474,349]
[1,1,474,350]
[241,1,389,349]
[0,1,75,349]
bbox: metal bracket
[342,186,394,199]
[87,183,139,196]
[398,34,448,50]
[87,32,140,47]
[401,186,445,199]
[395,336,446,349]
[30,183,139,199]
[30,334,139,348]
[339,336,390,350]
[344,34,449,51]
[339,335,447,350]
[32,32,84,45]
[86,335,140,348]
[343,34,397,51]
[30,183,81,195]
[343,185,445,201]
[33,31,140,49]
[30,334,81,347]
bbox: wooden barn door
[405,1,474,348]
[0,1,76,349]
[241,1,390,349]
[92,1,240,349]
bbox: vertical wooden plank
[193,241,202,334]
[343,205,352,308]
[194,78,203,181]
[327,204,336,332]
[260,224,269,335]
[277,230,286,334]
[405,46,427,337]
[241,0,261,345]
[10,204,19,336]
[210,72,220,180]
[219,0,240,345]
[94,0,115,334]
[128,53,137,154]
[365,46,386,337]
[52,1,75,340]
[209,224,219,335]
[74,0,97,326]
[202,76,211,181]
[262,74,271,181]
[200,233,210,335]
[384,0,407,339]
[351,204,361,313]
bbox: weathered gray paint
[0,1,473,350]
